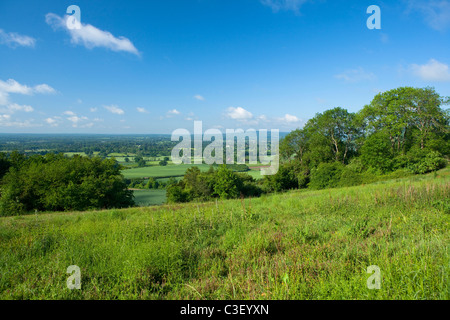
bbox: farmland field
[0,168,448,299]
[133,189,167,206]
[122,164,215,179]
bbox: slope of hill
[0,169,448,300]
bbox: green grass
[122,164,213,179]
[133,189,167,207]
[246,169,263,180]
[0,169,448,300]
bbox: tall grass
[0,169,448,300]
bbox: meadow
[122,163,263,180]
[122,164,212,179]
[0,169,448,300]
[133,189,167,207]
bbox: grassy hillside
[0,169,448,300]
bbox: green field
[0,169,448,299]
[133,189,167,206]
[122,164,213,179]
[123,164,264,180]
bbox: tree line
[0,153,134,216]
[269,86,449,191]
[168,87,449,203]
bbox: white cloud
[65,112,89,128]
[34,84,56,94]
[0,114,11,121]
[194,95,205,101]
[5,103,34,113]
[410,59,450,82]
[278,114,301,123]
[0,92,8,106]
[0,29,36,48]
[45,13,140,56]
[226,107,254,121]
[45,117,60,127]
[137,107,149,113]
[405,0,450,31]
[90,107,98,112]
[167,109,180,116]
[335,67,376,83]
[257,115,268,122]
[0,79,56,108]
[0,116,40,128]
[104,105,125,115]
[261,0,310,14]
[0,79,33,95]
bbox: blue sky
[0,0,449,134]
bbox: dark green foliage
[166,166,261,203]
[275,86,449,193]
[360,131,394,173]
[263,162,300,192]
[213,166,243,199]
[406,149,447,174]
[166,185,189,203]
[0,154,134,216]
[308,162,345,190]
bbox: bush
[0,154,134,216]
[166,185,189,203]
[407,150,447,174]
[309,162,345,190]
[338,166,363,187]
[263,162,299,192]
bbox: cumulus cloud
[45,13,140,56]
[0,79,56,128]
[0,117,39,128]
[45,117,62,127]
[194,95,205,101]
[410,59,450,82]
[137,107,149,113]
[335,67,376,83]
[62,111,89,128]
[167,109,180,116]
[104,105,125,115]
[0,29,36,48]
[278,114,301,123]
[4,103,34,113]
[34,84,56,94]
[226,107,254,121]
[0,79,33,96]
[0,79,56,104]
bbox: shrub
[309,162,344,190]
[407,150,447,174]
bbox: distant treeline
[0,134,177,157]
